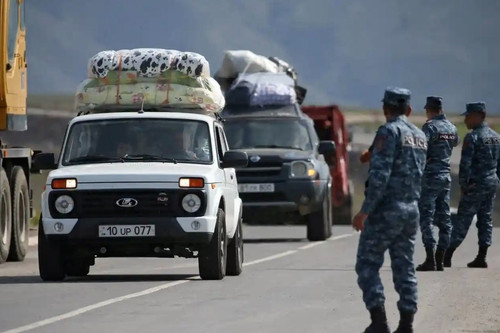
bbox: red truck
[301,105,353,224]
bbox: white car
[33,111,248,281]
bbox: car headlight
[291,161,316,178]
[54,195,75,214]
[182,194,201,213]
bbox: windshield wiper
[121,154,178,164]
[69,155,122,164]
[253,145,304,150]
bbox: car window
[224,118,313,151]
[215,126,227,162]
[62,118,212,165]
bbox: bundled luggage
[215,50,306,106]
[75,49,225,113]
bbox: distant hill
[25,0,500,113]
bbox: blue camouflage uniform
[356,87,427,314]
[450,103,500,249]
[419,97,459,251]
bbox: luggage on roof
[75,48,225,114]
[215,50,306,105]
[225,73,297,107]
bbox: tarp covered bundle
[225,73,297,107]
[215,50,306,106]
[76,49,225,113]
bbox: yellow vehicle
[0,0,33,263]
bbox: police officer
[444,102,500,268]
[416,97,459,271]
[353,87,427,333]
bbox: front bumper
[42,216,216,252]
[239,179,328,216]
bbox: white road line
[2,232,353,333]
[1,280,189,333]
[298,233,354,250]
[243,250,298,267]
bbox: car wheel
[332,180,353,225]
[8,166,30,261]
[198,208,227,280]
[38,217,65,281]
[0,168,12,263]
[307,193,331,241]
[226,215,243,276]
[65,261,90,277]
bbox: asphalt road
[1,225,499,333]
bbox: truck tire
[332,180,354,225]
[226,216,243,276]
[66,261,90,277]
[8,166,30,261]
[38,218,65,281]
[0,168,12,263]
[198,208,227,280]
[307,192,332,241]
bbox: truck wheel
[38,218,65,281]
[8,166,30,261]
[0,168,12,263]
[226,216,243,276]
[198,208,227,280]
[332,180,353,225]
[66,261,90,277]
[307,193,332,241]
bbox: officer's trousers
[450,187,497,248]
[356,202,419,313]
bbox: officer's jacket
[422,114,459,178]
[361,115,427,215]
[459,123,500,190]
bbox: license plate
[99,225,155,237]
[238,183,275,193]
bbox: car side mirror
[221,151,248,169]
[318,141,336,165]
[31,153,57,173]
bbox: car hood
[234,148,313,163]
[47,162,219,184]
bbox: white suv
[33,111,247,281]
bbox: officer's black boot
[435,248,445,271]
[416,247,436,271]
[393,311,414,333]
[443,247,456,268]
[363,306,390,333]
[467,246,488,268]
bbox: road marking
[2,232,354,333]
[1,280,189,333]
[243,250,298,267]
[298,233,354,250]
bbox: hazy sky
[25,1,500,113]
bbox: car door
[215,125,237,233]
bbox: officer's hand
[359,150,371,164]
[352,211,368,232]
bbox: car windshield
[62,118,212,165]
[224,118,313,151]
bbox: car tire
[307,192,332,241]
[198,208,227,280]
[38,217,65,281]
[332,180,353,225]
[65,261,90,277]
[0,168,12,263]
[8,166,30,261]
[226,215,243,276]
